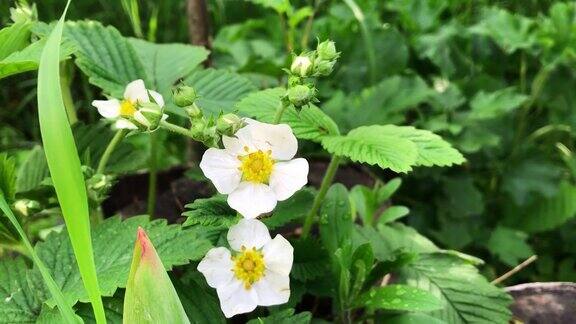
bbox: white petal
[114,119,138,130]
[197,247,234,289]
[227,218,271,251]
[262,235,294,276]
[252,270,290,307]
[269,158,309,201]
[133,110,151,127]
[245,119,298,160]
[92,99,121,119]
[227,183,277,219]
[123,79,148,103]
[216,279,258,318]
[222,135,248,156]
[199,148,242,194]
[148,90,165,107]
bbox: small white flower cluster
[198,118,309,317]
[92,81,309,318]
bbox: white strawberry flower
[199,119,309,218]
[198,219,293,318]
[91,79,167,130]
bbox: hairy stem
[302,155,341,238]
[96,129,128,174]
[273,101,289,124]
[160,120,194,138]
[147,132,158,218]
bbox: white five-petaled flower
[198,219,293,318]
[199,119,309,218]
[91,79,166,130]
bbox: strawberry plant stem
[96,128,128,174]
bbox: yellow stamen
[119,100,137,117]
[238,148,274,183]
[233,247,265,289]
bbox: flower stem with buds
[160,120,194,138]
[273,101,290,124]
[301,155,341,238]
[97,129,128,174]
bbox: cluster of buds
[83,166,115,205]
[132,100,164,132]
[286,40,339,108]
[172,85,245,147]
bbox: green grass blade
[0,192,79,324]
[36,1,107,323]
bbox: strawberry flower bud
[290,55,313,77]
[172,85,198,107]
[123,227,190,324]
[287,84,315,107]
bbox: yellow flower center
[119,100,137,117]
[238,148,274,183]
[233,247,265,289]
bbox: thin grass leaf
[0,192,79,324]
[36,1,106,323]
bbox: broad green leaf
[38,297,124,324]
[123,228,190,324]
[37,4,105,323]
[182,196,239,229]
[469,87,528,120]
[15,146,49,193]
[385,0,447,31]
[397,253,513,324]
[183,68,257,116]
[356,285,443,312]
[321,126,419,173]
[486,226,533,266]
[0,22,32,60]
[291,238,330,282]
[0,195,78,324]
[377,178,402,202]
[247,308,312,324]
[236,88,340,141]
[502,159,562,206]
[0,257,47,323]
[59,20,149,98]
[35,216,212,307]
[324,76,433,131]
[0,38,75,80]
[263,189,315,230]
[354,223,438,261]
[175,271,226,324]
[129,39,209,115]
[247,0,291,13]
[506,181,576,233]
[469,7,536,53]
[319,184,353,253]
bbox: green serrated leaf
[470,7,536,53]
[292,238,330,282]
[236,88,340,142]
[184,68,257,116]
[182,195,240,229]
[35,215,212,307]
[15,146,50,194]
[0,22,32,60]
[356,285,443,312]
[0,257,46,323]
[61,20,149,97]
[469,87,528,120]
[264,189,315,230]
[397,253,513,324]
[319,184,353,253]
[321,126,419,173]
[486,226,533,266]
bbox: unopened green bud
[133,102,164,131]
[317,40,338,61]
[288,84,314,107]
[216,113,245,136]
[10,2,37,24]
[172,85,198,107]
[290,55,313,77]
[314,59,336,76]
[14,199,40,217]
[185,103,203,120]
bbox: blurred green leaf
[469,87,528,120]
[319,184,353,254]
[487,226,533,267]
[398,253,513,324]
[470,7,536,53]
